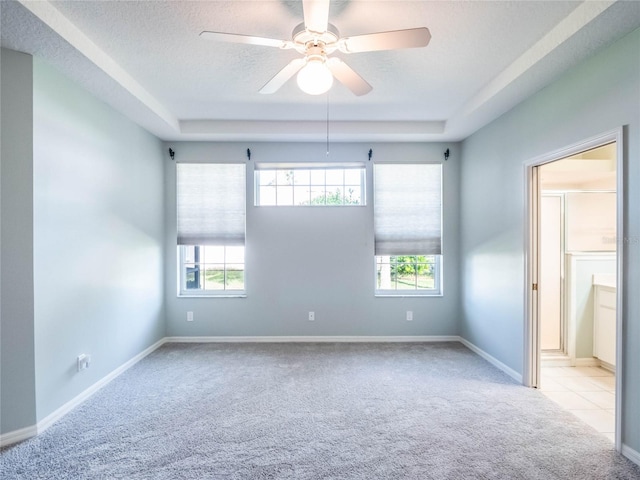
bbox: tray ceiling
[2,1,639,141]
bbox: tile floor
[540,366,616,442]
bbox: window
[255,164,365,206]
[374,163,442,295]
[376,255,440,291]
[176,163,246,296]
[181,245,244,291]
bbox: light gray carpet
[2,342,639,479]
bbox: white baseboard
[574,357,602,367]
[541,356,604,368]
[0,424,38,448]
[458,337,523,383]
[598,360,616,374]
[622,444,640,467]
[165,335,461,343]
[1,334,527,447]
[36,338,167,433]
[0,338,167,448]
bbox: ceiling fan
[200,0,431,96]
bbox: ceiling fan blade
[259,58,306,94]
[326,58,372,96]
[200,31,292,49]
[303,0,330,33]
[339,27,431,53]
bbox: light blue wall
[4,23,638,455]
[163,142,461,338]
[0,48,37,434]
[4,54,168,428]
[31,58,166,422]
[460,28,640,452]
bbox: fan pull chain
[326,92,330,156]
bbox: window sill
[375,292,442,298]
[178,293,246,298]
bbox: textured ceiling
[2,1,639,141]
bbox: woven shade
[176,163,245,246]
[374,163,442,255]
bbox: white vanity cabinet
[593,276,616,368]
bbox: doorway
[525,130,623,451]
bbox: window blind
[176,163,246,246]
[374,163,442,255]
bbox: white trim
[598,359,615,374]
[374,256,443,297]
[523,128,624,451]
[18,0,179,131]
[254,164,367,207]
[453,0,617,122]
[0,425,38,448]
[178,245,246,297]
[523,160,540,388]
[539,354,610,369]
[574,357,602,367]
[0,338,167,448]
[36,338,167,433]
[0,334,463,446]
[621,445,640,468]
[458,338,523,383]
[614,128,624,452]
[165,335,461,343]
[0,335,532,448]
[522,130,621,170]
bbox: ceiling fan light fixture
[296,57,333,95]
[202,3,431,97]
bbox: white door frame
[523,128,624,452]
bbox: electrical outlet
[77,354,91,372]
[187,311,194,322]
[406,311,413,321]
[308,311,315,321]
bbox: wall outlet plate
[187,311,194,322]
[308,311,315,321]
[406,311,413,321]
[77,354,91,372]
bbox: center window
[255,164,365,206]
[373,163,443,296]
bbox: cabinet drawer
[598,288,616,310]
